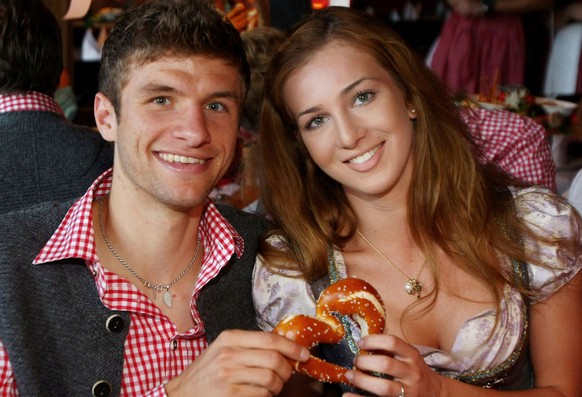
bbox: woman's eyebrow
[296,77,378,118]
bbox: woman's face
[283,40,417,203]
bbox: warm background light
[311,0,329,10]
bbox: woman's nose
[335,112,364,149]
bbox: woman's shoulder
[253,238,351,330]
[509,186,582,303]
[510,186,580,235]
[253,234,317,331]
[510,185,558,200]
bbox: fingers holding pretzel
[273,278,386,384]
[344,333,445,397]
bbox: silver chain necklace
[97,198,202,308]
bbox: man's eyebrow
[136,85,240,102]
[137,83,178,95]
[210,90,241,101]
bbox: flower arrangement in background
[497,87,536,114]
[476,85,537,115]
[457,82,579,136]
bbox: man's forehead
[124,55,240,82]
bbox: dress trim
[327,246,531,389]
[455,258,531,388]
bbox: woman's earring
[410,108,417,120]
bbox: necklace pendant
[162,289,173,308]
[404,279,422,299]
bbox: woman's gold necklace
[356,230,425,299]
[98,198,201,308]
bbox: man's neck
[93,193,203,280]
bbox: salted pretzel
[273,277,386,384]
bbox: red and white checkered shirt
[0,169,244,396]
[460,108,557,191]
[0,92,65,118]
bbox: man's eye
[153,97,170,105]
[207,102,225,111]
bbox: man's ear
[94,92,118,142]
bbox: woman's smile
[346,142,384,166]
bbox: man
[0,0,113,214]
[0,1,308,395]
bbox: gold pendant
[404,279,422,299]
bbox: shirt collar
[0,91,65,118]
[34,168,244,265]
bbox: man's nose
[173,106,211,146]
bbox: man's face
[97,55,243,211]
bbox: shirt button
[105,314,125,333]
[92,380,112,397]
[171,339,178,351]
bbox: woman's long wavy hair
[255,6,575,308]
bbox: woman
[253,6,582,397]
[427,0,552,96]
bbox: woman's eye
[354,91,374,106]
[306,115,327,130]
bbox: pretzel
[273,278,386,384]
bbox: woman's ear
[94,92,118,142]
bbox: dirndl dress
[429,12,525,95]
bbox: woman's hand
[343,334,443,397]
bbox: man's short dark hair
[98,0,250,117]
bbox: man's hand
[164,330,310,396]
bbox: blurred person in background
[0,0,113,214]
[427,0,553,96]
[219,26,286,212]
[553,0,582,96]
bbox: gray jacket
[0,111,113,214]
[0,200,267,397]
